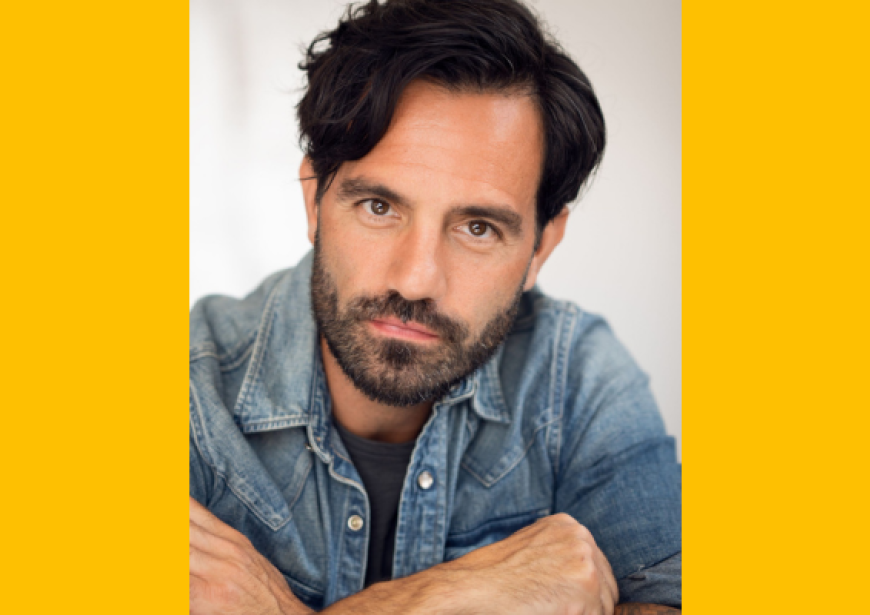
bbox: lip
[369,317,439,342]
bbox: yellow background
[683,2,870,612]
[2,1,868,612]
[2,1,188,611]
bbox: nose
[385,224,448,303]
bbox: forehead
[336,80,544,217]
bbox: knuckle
[547,514,594,541]
[550,512,575,526]
[575,523,593,540]
[572,561,600,594]
[542,513,578,537]
[575,539,593,559]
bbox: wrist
[357,563,475,615]
[410,559,483,614]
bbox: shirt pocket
[443,507,550,561]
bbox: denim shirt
[190,253,682,610]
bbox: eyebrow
[337,177,406,206]
[337,176,525,238]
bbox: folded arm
[191,498,677,615]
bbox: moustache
[345,291,468,345]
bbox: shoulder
[501,288,647,415]
[188,263,305,512]
[188,266,297,477]
[189,268,291,366]
[497,288,668,462]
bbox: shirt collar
[233,251,513,438]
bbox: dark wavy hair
[297,0,606,237]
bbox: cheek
[445,259,526,325]
[318,215,392,298]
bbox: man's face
[307,80,550,407]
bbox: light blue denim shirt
[190,252,682,610]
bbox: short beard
[310,239,525,407]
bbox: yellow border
[685,2,869,612]
[2,2,187,612]
[5,1,870,612]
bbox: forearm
[320,564,463,615]
[322,590,680,615]
[318,567,681,615]
[615,605,680,614]
[322,514,625,614]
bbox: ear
[523,207,569,291]
[299,157,319,245]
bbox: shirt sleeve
[617,552,681,608]
[554,316,681,595]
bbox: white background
[190,0,682,458]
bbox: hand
[189,497,312,615]
[442,513,618,615]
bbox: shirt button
[417,471,434,490]
[347,515,364,532]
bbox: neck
[320,337,433,443]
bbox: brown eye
[468,221,489,236]
[368,200,390,215]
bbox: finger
[191,541,289,612]
[599,553,618,603]
[585,541,617,603]
[594,555,618,605]
[190,496,232,531]
[190,517,236,559]
[190,496,231,532]
[190,541,257,597]
[565,520,615,602]
[189,550,263,614]
[192,519,270,583]
[190,497,251,547]
[599,581,616,615]
[191,518,289,596]
[190,542,221,579]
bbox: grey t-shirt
[334,421,415,587]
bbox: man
[190,0,681,613]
